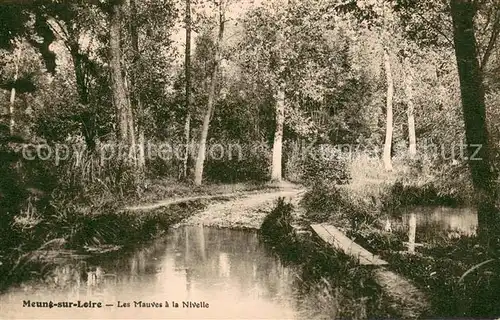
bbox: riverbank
[300,178,500,318]
[0,181,295,293]
[0,199,204,292]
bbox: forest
[0,0,500,318]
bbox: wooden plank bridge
[310,223,388,265]
[310,223,429,318]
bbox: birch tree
[382,47,394,170]
[193,0,226,185]
[182,0,193,179]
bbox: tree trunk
[182,114,191,178]
[271,86,285,182]
[404,58,417,157]
[126,88,137,165]
[129,0,145,169]
[182,0,192,180]
[193,75,216,186]
[71,48,97,151]
[382,48,394,171]
[193,3,225,186]
[450,0,499,241]
[109,1,129,144]
[9,50,20,135]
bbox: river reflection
[391,206,478,245]
[0,226,309,319]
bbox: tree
[382,46,394,170]
[193,0,226,185]
[42,2,106,150]
[182,0,193,179]
[271,84,285,181]
[8,44,21,135]
[450,0,499,241]
[109,0,131,145]
[129,0,145,168]
[403,55,417,157]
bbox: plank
[310,223,388,266]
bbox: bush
[301,181,384,230]
[382,157,474,211]
[204,142,271,183]
[260,197,295,245]
[294,145,350,186]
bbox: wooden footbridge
[310,223,429,319]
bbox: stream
[392,206,477,239]
[0,204,478,319]
[0,225,329,319]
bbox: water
[0,226,331,319]
[391,206,478,244]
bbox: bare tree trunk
[271,86,285,182]
[125,88,137,165]
[193,77,216,186]
[404,58,417,157]
[451,0,499,241]
[182,0,192,180]
[382,48,394,171]
[130,0,145,169]
[193,2,225,186]
[109,1,129,144]
[182,114,191,178]
[9,50,20,135]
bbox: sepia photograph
[0,0,499,319]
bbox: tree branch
[412,9,454,46]
[480,7,500,71]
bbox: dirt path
[173,187,306,229]
[124,192,248,212]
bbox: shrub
[260,197,295,245]
[301,181,384,230]
[382,157,474,211]
[295,145,350,186]
[204,142,271,183]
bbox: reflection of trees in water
[391,207,478,242]
[42,236,171,297]
[38,227,302,311]
[44,260,117,298]
[170,226,295,301]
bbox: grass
[0,136,295,297]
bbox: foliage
[301,181,385,231]
[296,146,351,186]
[204,141,271,183]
